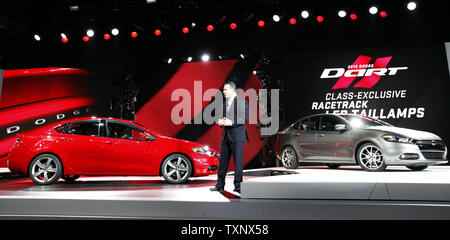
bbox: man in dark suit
[210,81,249,193]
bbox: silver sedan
[275,114,448,171]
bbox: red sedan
[7,117,219,185]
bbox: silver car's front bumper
[375,139,448,166]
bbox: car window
[54,124,68,133]
[107,122,148,140]
[67,121,101,136]
[300,116,320,131]
[320,115,345,131]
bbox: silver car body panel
[276,114,448,167]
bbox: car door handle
[317,134,325,137]
[105,141,118,145]
[61,137,71,141]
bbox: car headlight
[192,146,219,157]
[382,134,414,144]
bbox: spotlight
[146,0,156,3]
[407,2,417,11]
[338,10,347,18]
[369,6,378,15]
[82,36,89,42]
[350,13,358,20]
[201,54,210,62]
[316,16,324,23]
[182,27,190,34]
[69,6,79,11]
[379,11,388,18]
[34,34,41,41]
[207,25,214,32]
[191,23,196,28]
[272,15,280,22]
[154,29,162,36]
[104,33,111,40]
[301,10,309,19]
[257,20,265,27]
[240,54,245,59]
[61,33,67,39]
[168,58,173,64]
[86,29,94,37]
[187,57,192,62]
[218,56,222,60]
[289,18,297,25]
[131,31,138,38]
[111,28,119,36]
[230,23,237,30]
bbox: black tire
[356,143,387,172]
[281,146,299,169]
[406,165,428,171]
[62,175,81,182]
[28,154,63,185]
[161,154,192,184]
[327,163,341,169]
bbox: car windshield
[340,115,392,128]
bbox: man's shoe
[233,188,241,193]
[210,187,224,193]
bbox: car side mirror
[138,132,151,140]
[334,124,347,131]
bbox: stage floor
[1,166,450,219]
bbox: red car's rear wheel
[28,154,63,185]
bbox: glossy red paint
[7,117,219,182]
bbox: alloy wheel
[359,145,384,170]
[163,155,191,183]
[281,148,294,168]
[30,154,62,185]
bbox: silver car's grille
[421,152,446,159]
[415,140,446,151]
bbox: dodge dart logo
[320,55,408,89]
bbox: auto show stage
[1,166,450,219]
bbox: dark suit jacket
[221,96,249,143]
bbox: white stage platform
[1,166,450,219]
[242,166,450,201]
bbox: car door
[58,120,105,174]
[102,120,157,175]
[291,116,320,160]
[315,115,352,161]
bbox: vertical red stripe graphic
[353,56,392,88]
[331,55,372,89]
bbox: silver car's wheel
[357,143,386,171]
[281,146,299,169]
[28,154,63,185]
[161,154,192,184]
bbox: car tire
[327,163,341,169]
[356,143,387,172]
[62,175,81,182]
[161,154,192,184]
[281,146,299,169]
[28,154,63,185]
[406,165,428,171]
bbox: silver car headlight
[192,146,219,157]
[382,134,414,144]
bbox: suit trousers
[216,139,244,189]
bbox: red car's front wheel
[161,154,192,184]
[28,154,63,185]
